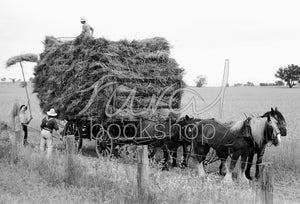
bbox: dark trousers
[22,124,28,141]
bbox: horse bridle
[267,116,281,145]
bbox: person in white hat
[80,16,94,37]
[40,108,59,158]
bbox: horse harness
[225,117,256,156]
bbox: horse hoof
[238,177,250,185]
[222,174,233,184]
[219,171,226,176]
[246,176,253,181]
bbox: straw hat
[47,108,57,117]
[80,16,86,22]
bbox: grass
[1,83,300,203]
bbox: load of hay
[33,35,185,120]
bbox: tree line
[194,64,300,88]
[0,77,34,83]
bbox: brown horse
[191,115,281,182]
[245,107,287,180]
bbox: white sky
[1,0,300,86]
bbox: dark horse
[191,114,281,182]
[244,107,287,180]
[163,115,201,168]
[146,115,200,169]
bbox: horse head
[262,107,287,136]
[179,115,202,139]
[265,115,282,146]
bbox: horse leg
[192,142,210,177]
[255,146,266,179]
[238,151,250,184]
[245,150,255,180]
[181,144,188,168]
[162,144,170,171]
[217,152,228,176]
[223,151,240,183]
[171,147,178,167]
[148,146,156,159]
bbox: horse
[191,115,281,183]
[163,115,201,168]
[146,115,201,169]
[244,107,287,180]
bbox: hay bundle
[33,35,184,120]
[6,54,38,67]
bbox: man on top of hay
[80,16,94,37]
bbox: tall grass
[0,138,264,204]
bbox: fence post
[137,145,149,202]
[10,119,22,164]
[10,130,21,164]
[255,162,274,204]
[65,135,75,185]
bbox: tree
[10,78,16,83]
[275,64,300,88]
[194,75,207,87]
[20,81,27,88]
[1,78,6,82]
[274,80,284,86]
[29,77,34,82]
[245,81,254,86]
[234,83,242,87]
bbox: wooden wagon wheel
[63,121,83,153]
[95,129,114,157]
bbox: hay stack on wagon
[33,35,185,120]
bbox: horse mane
[262,109,286,124]
[228,117,268,147]
[249,117,267,147]
[229,120,244,133]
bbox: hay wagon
[61,76,183,157]
[33,35,185,157]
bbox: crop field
[0,82,300,203]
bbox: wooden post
[137,145,149,203]
[10,131,21,164]
[65,135,75,185]
[255,162,274,204]
[66,135,75,155]
[10,111,22,164]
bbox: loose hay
[33,35,185,120]
[6,54,39,67]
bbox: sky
[1,0,300,86]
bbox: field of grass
[0,82,300,203]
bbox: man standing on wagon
[80,16,94,37]
[40,108,59,159]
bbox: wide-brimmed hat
[80,16,86,22]
[47,108,57,116]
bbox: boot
[23,139,29,146]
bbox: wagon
[61,76,183,157]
